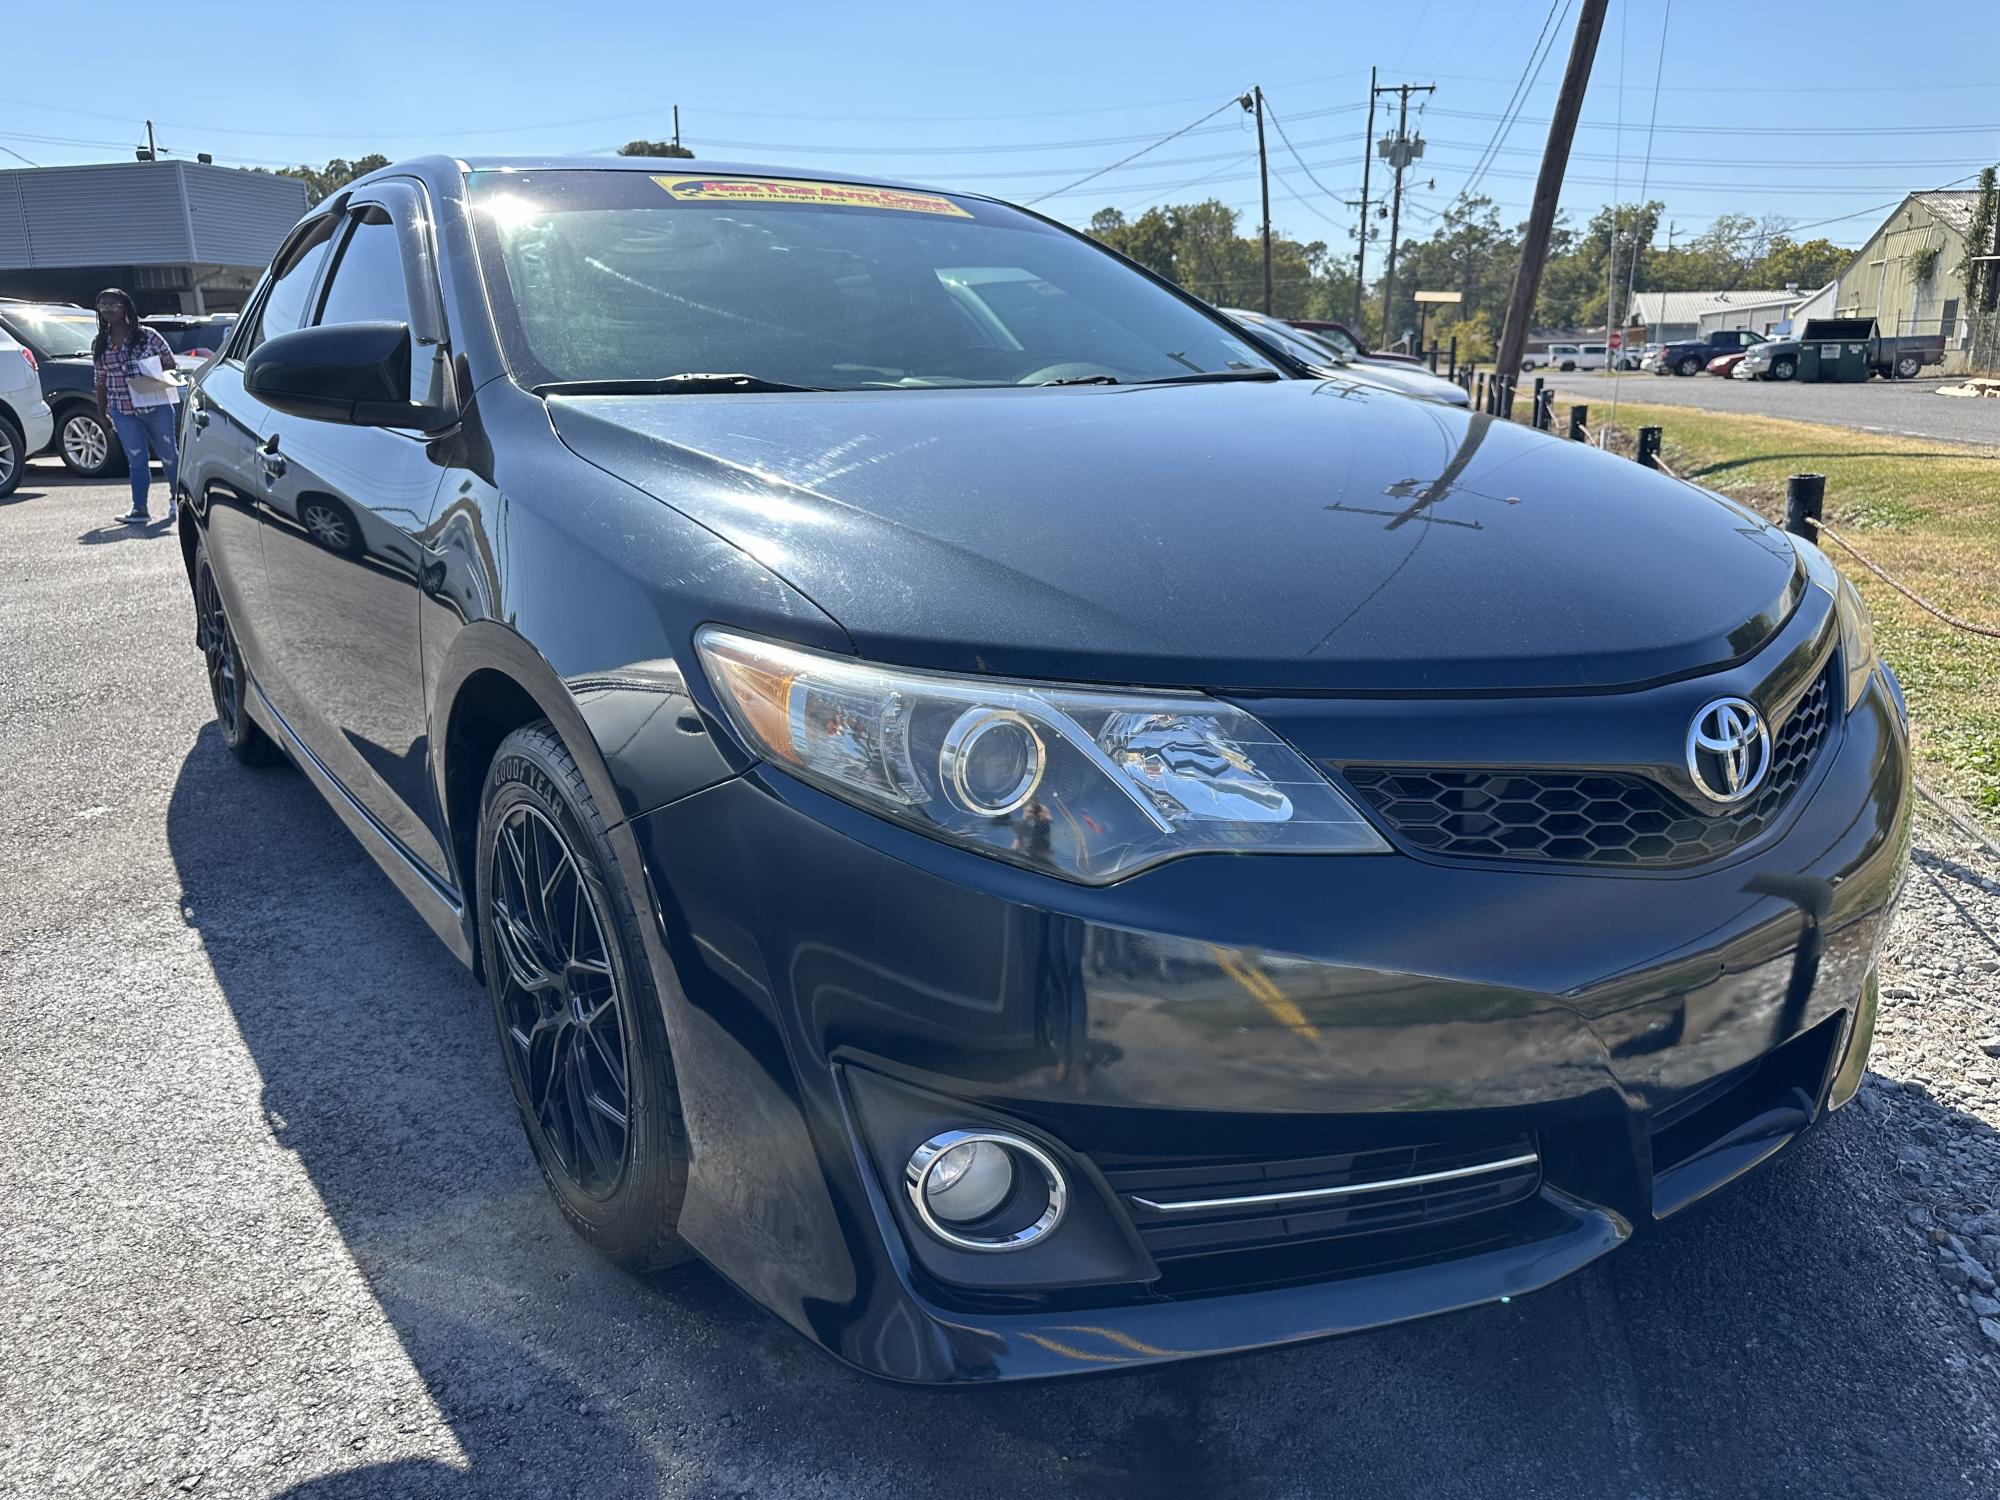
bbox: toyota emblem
[1686,697,1771,805]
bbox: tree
[1086,199,1349,319]
[618,139,694,159]
[1753,236,1847,292]
[1962,166,1999,312]
[277,155,391,203]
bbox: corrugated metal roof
[0,162,308,271]
[1912,190,1980,237]
[1628,289,1797,326]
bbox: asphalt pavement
[1535,370,1999,448]
[4,461,2000,1499]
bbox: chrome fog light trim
[905,1129,1068,1253]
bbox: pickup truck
[1643,327,1770,377]
[1734,318,1945,382]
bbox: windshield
[466,170,1279,391]
[7,307,96,358]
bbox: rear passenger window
[246,218,336,355]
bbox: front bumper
[628,663,1911,1383]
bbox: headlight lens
[1790,533,1878,711]
[695,628,1387,883]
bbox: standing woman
[92,288,179,525]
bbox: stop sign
[1608,330,1623,350]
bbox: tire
[1561,361,1576,372]
[1771,357,1796,381]
[0,415,20,499]
[192,540,279,766]
[57,407,126,478]
[477,722,692,1273]
[1894,354,1921,380]
[1676,356,1702,377]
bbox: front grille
[1342,668,1833,868]
[1100,1138,1541,1262]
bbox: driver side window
[244,217,336,356]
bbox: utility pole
[1353,66,1376,327]
[1494,0,1609,398]
[1375,81,1434,348]
[1242,88,1273,314]
[139,120,158,162]
[673,105,681,152]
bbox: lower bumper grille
[1100,1139,1541,1261]
[1342,667,1834,868]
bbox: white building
[1627,289,1797,344]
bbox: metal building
[0,160,310,314]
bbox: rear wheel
[58,408,125,478]
[0,416,20,499]
[1893,354,1921,380]
[477,722,692,1272]
[193,543,278,765]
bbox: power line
[1458,0,1573,206]
[1023,96,1248,206]
[1260,97,1351,220]
[1430,106,2000,137]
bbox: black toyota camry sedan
[174,157,1911,1385]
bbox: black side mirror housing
[245,321,445,429]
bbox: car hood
[1326,359,1468,406]
[548,378,1802,693]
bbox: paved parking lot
[1537,370,2000,447]
[5,461,2000,1499]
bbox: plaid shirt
[95,327,174,413]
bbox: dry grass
[1578,402,2000,814]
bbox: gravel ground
[5,461,2000,1499]
[1536,370,2000,448]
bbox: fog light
[905,1129,1068,1252]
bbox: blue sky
[4,0,1996,251]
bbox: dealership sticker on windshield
[651,175,972,217]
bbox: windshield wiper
[531,373,826,396]
[1038,373,1121,386]
[1134,368,1285,385]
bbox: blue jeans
[110,404,180,514]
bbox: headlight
[695,628,1387,883]
[1790,534,1878,711]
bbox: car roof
[349,153,993,205]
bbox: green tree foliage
[276,155,391,202]
[618,139,695,159]
[1087,200,1355,321]
[1962,167,1998,312]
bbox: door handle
[189,404,209,431]
[256,434,286,481]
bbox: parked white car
[1523,342,1609,372]
[0,327,55,498]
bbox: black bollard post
[1784,473,1827,539]
[1636,426,1663,469]
[1447,336,1458,382]
[1568,403,1589,442]
[1427,342,1439,373]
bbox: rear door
[256,182,453,878]
[186,215,338,688]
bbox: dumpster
[1800,318,1875,383]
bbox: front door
[256,189,452,880]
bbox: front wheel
[192,543,278,765]
[58,408,125,478]
[1676,356,1702,377]
[1771,357,1796,381]
[477,722,693,1272]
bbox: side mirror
[245,321,445,428]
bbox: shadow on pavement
[164,723,1999,1498]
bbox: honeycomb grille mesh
[1343,670,1833,867]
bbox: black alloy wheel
[489,800,631,1197]
[477,723,692,1270]
[193,547,277,765]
